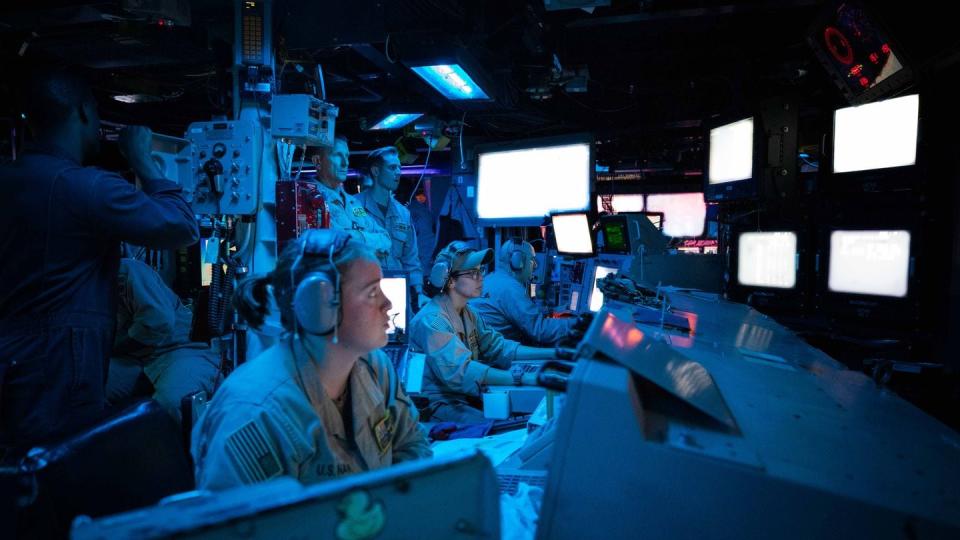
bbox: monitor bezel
[551,210,596,257]
[726,226,811,313]
[475,133,594,227]
[380,271,410,338]
[584,260,623,314]
[819,93,924,194]
[814,223,919,324]
[596,215,632,255]
[703,114,761,203]
[805,1,913,106]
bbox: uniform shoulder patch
[225,421,284,483]
[429,316,452,333]
[353,207,367,217]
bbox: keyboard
[496,469,548,495]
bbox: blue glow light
[410,64,490,101]
[370,113,424,130]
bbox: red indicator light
[881,43,891,54]
[849,64,862,76]
[859,77,869,87]
[869,52,879,64]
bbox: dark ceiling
[0,1,956,170]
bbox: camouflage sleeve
[191,398,305,490]
[412,311,490,397]
[473,309,521,369]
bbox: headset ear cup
[429,261,450,288]
[510,250,523,271]
[293,273,337,335]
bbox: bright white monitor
[833,94,919,173]
[597,194,645,213]
[737,232,797,289]
[588,265,619,312]
[477,142,591,223]
[380,276,408,335]
[553,213,593,254]
[828,230,911,298]
[646,193,707,237]
[708,117,754,184]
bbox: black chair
[15,399,195,539]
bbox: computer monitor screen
[589,265,619,312]
[833,94,919,174]
[596,194,645,213]
[477,142,591,224]
[737,232,798,289]
[553,213,593,255]
[828,230,911,298]
[646,193,707,237]
[807,1,909,104]
[708,117,754,184]
[601,220,629,253]
[380,276,408,334]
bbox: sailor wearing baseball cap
[407,240,554,423]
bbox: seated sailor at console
[470,238,574,346]
[191,230,431,490]
[106,258,219,423]
[409,241,554,424]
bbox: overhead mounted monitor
[646,193,707,238]
[737,232,798,289]
[828,230,911,298]
[807,1,912,104]
[477,136,592,226]
[380,275,408,336]
[832,94,919,174]
[704,115,758,202]
[552,212,594,255]
[597,194,645,214]
[708,117,754,185]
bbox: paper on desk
[430,428,528,467]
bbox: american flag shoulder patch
[225,421,283,483]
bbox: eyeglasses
[452,267,487,280]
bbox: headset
[429,241,475,291]
[502,237,531,272]
[290,229,351,340]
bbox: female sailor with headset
[192,230,431,490]
[409,241,555,424]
